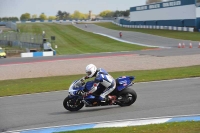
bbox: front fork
[82,99,91,106]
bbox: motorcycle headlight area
[68,80,83,95]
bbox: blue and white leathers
[88,68,116,100]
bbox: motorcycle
[63,76,137,111]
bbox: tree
[20,13,31,20]
[84,13,89,19]
[113,10,121,17]
[48,16,56,20]
[57,10,63,20]
[123,10,130,17]
[197,0,200,6]
[73,10,82,19]
[39,13,47,20]
[56,10,70,20]
[70,10,88,19]
[14,17,19,21]
[99,10,114,17]
[0,17,18,21]
[32,14,37,19]
[113,10,130,17]
[2,17,8,21]
[12,17,19,21]
[146,0,163,4]
[62,11,70,19]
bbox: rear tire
[63,96,84,111]
[117,88,137,107]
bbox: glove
[76,90,87,97]
[84,76,89,79]
[81,76,89,82]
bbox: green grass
[95,22,200,41]
[0,65,200,97]
[17,23,146,55]
[57,121,200,133]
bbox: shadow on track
[49,106,121,115]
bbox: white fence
[112,21,194,32]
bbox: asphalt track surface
[0,78,200,132]
[0,24,200,132]
[1,48,200,65]
[75,24,200,48]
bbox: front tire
[63,96,84,111]
[117,88,137,107]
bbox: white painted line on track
[136,77,200,84]
[3,114,200,133]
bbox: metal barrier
[0,32,43,49]
[5,21,17,31]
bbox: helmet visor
[86,71,92,76]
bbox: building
[119,0,200,30]
[88,10,96,20]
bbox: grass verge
[95,22,200,41]
[17,23,146,55]
[57,121,200,133]
[0,65,200,97]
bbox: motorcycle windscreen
[69,80,84,95]
[116,76,135,91]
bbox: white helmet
[85,64,97,78]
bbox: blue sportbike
[63,76,137,111]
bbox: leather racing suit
[87,68,116,101]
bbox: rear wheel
[63,96,84,111]
[117,88,137,107]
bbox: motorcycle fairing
[84,95,100,105]
[116,76,135,91]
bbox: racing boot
[108,95,117,105]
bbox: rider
[76,64,116,103]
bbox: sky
[0,0,147,18]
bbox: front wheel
[63,96,84,111]
[117,88,137,107]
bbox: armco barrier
[112,21,194,32]
[21,51,55,58]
